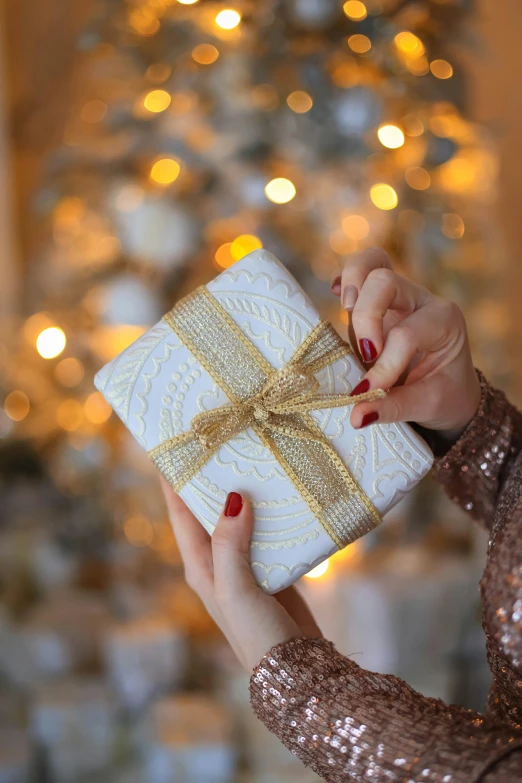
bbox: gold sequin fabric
[250,371,522,781]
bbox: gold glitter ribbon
[149,286,385,549]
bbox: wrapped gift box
[96,250,433,592]
[143,694,236,783]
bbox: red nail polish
[360,412,379,428]
[224,492,243,517]
[359,338,378,363]
[350,378,370,397]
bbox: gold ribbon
[149,286,385,549]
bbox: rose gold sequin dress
[250,373,522,781]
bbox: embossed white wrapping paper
[95,250,433,593]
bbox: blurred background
[1,0,522,781]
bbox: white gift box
[96,250,433,593]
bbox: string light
[4,391,30,422]
[192,44,219,65]
[370,183,398,210]
[265,178,296,204]
[405,166,431,190]
[343,1,367,21]
[342,214,370,240]
[230,235,263,260]
[150,157,181,185]
[347,34,371,54]
[143,89,171,113]
[377,124,405,149]
[305,559,329,579]
[55,358,85,387]
[215,9,241,30]
[442,213,465,239]
[287,91,313,113]
[394,31,425,57]
[84,392,112,424]
[36,327,66,359]
[430,59,453,79]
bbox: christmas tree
[0,0,502,779]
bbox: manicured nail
[359,411,379,428]
[342,285,358,311]
[350,378,370,397]
[224,492,243,517]
[331,275,342,292]
[359,338,378,362]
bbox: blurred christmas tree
[0,0,504,778]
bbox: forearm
[250,637,522,783]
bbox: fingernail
[342,284,358,311]
[359,338,378,362]
[331,275,341,292]
[350,378,370,397]
[359,411,379,428]
[224,492,243,517]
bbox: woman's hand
[162,480,321,671]
[332,248,481,440]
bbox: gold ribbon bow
[149,286,385,549]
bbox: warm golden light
[215,243,235,269]
[442,213,465,239]
[305,559,330,579]
[265,177,296,204]
[150,157,181,185]
[4,391,30,422]
[394,31,425,57]
[342,214,370,240]
[215,9,241,29]
[377,124,405,149]
[287,91,313,114]
[124,515,153,546]
[146,63,172,83]
[230,235,263,261]
[343,1,367,21]
[402,114,424,137]
[370,183,398,210]
[406,55,429,76]
[56,399,84,431]
[129,9,160,36]
[329,231,357,255]
[177,0,199,4]
[36,327,66,359]
[81,100,107,124]
[405,166,431,190]
[192,44,219,65]
[55,358,85,387]
[84,392,113,424]
[347,34,371,54]
[430,59,453,79]
[143,89,171,113]
[24,312,53,343]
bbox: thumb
[212,492,256,600]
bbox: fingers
[211,493,256,599]
[338,247,393,311]
[276,587,322,638]
[161,478,214,599]
[350,269,429,361]
[349,374,446,428]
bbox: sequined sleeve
[250,638,522,782]
[433,370,522,527]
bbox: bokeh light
[84,392,113,424]
[342,214,369,240]
[55,358,85,387]
[150,157,181,185]
[343,1,367,21]
[230,235,263,260]
[265,177,296,204]
[192,44,219,65]
[430,59,453,79]
[377,124,405,149]
[405,166,431,190]
[146,63,172,83]
[56,399,84,431]
[4,391,30,422]
[305,559,330,579]
[36,327,66,359]
[123,515,153,546]
[215,9,241,29]
[143,89,171,113]
[394,31,425,57]
[370,183,398,210]
[177,0,199,4]
[402,114,424,136]
[287,91,313,113]
[215,243,235,268]
[442,213,465,239]
[347,34,371,54]
[81,100,107,124]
